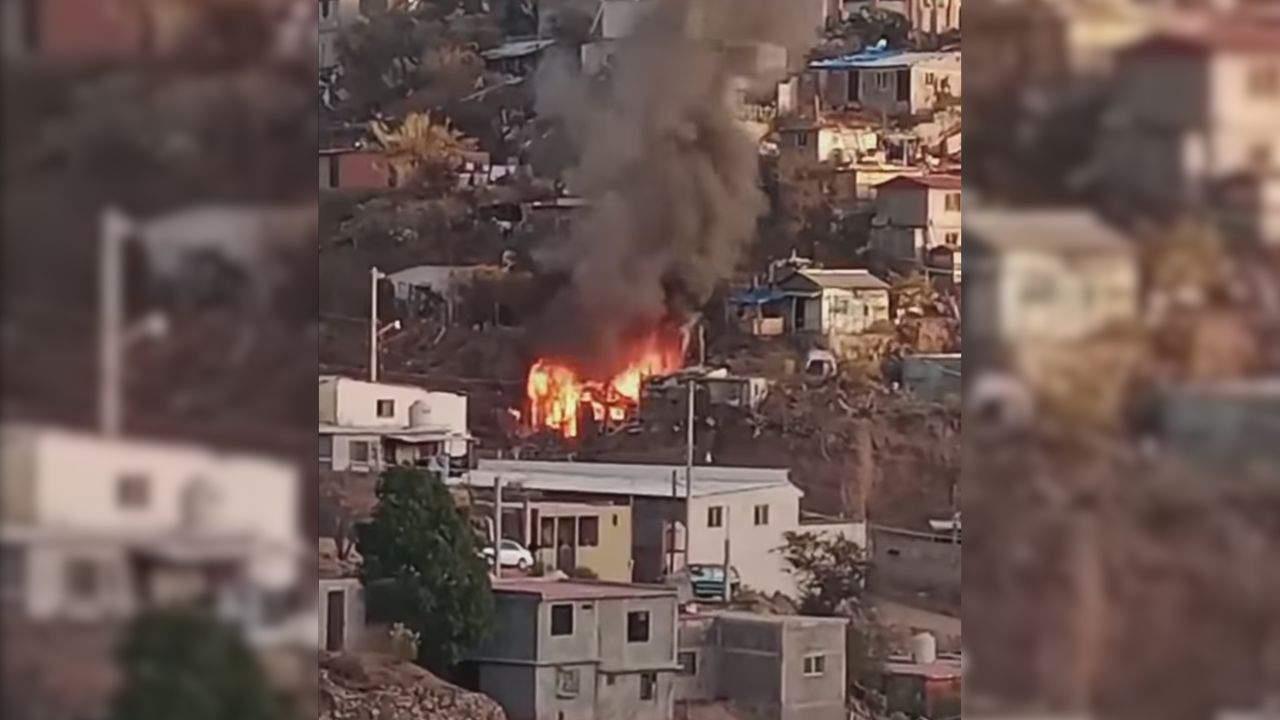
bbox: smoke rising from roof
[530,0,816,377]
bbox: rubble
[320,653,507,720]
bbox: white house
[318,375,472,474]
[870,174,963,264]
[810,49,962,117]
[0,424,303,630]
[963,208,1139,348]
[453,460,863,598]
[774,268,892,336]
[1099,22,1280,209]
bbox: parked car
[480,539,534,570]
[684,564,740,600]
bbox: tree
[356,467,494,675]
[370,111,479,193]
[107,608,288,720]
[778,530,869,616]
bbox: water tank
[409,400,432,428]
[911,631,937,664]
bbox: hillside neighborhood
[2,0,1279,720]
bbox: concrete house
[467,578,681,720]
[963,208,1139,350]
[900,353,962,402]
[0,424,302,634]
[455,461,863,596]
[318,375,472,475]
[465,497,636,583]
[870,524,961,608]
[677,610,849,720]
[1099,21,1280,209]
[319,147,393,191]
[870,175,963,265]
[810,49,962,118]
[775,268,892,336]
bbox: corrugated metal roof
[456,460,797,499]
[809,49,961,70]
[964,208,1135,255]
[779,268,891,291]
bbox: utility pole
[369,266,383,382]
[99,208,127,437]
[493,475,503,579]
[684,377,695,570]
[722,505,732,604]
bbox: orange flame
[526,333,683,439]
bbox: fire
[526,333,683,439]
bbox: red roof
[876,175,962,191]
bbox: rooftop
[681,609,849,627]
[456,460,797,499]
[883,658,964,680]
[877,175,963,191]
[779,268,891,291]
[492,577,676,601]
[964,208,1135,255]
[481,38,557,61]
[809,49,961,71]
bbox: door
[325,589,346,652]
[556,516,577,570]
[848,70,860,103]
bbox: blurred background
[962,0,1280,718]
[1,0,318,718]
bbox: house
[385,264,502,321]
[869,524,961,608]
[775,117,880,173]
[641,368,771,425]
[880,653,963,718]
[466,577,681,720]
[319,147,394,190]
[1158,377,1280,474]
[900,353,962,402]
[464,497,636,583]
[1099,19,1280,210]
[318,375,472,475]
[1214,171,1280,246]
[453,461,864,595]
[774,268,892,337]
[482,37,556,77]
[869,175,963,266]
[676,610,849,720]
[810,49,962,118]
[0,423,303,633]
[963,208,1139,350]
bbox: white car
[480,539,534,570]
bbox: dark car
[686,564,741,600]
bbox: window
[319,0,333,19]
[945,192,961,211]
[627,610,651,643]
[319,435,333,463]
[65,559,99,600]
[796,132,809,148]
[579,516,599,547]
[640,671,657,700]
[944,232,960,247]
[376,399,395,418]
[1248,63,1280,98]
[606,674,616,686]
[116,474,149,509]
[612,513,619,527]
[924,72,936,87]
[707,506,724,528]
[833,298,850,315]
[550,603,574,636]
[326,156,340,188]
[540,517,556,547]
[877,72,890,89]
[803,654,826,677]
[753,504,770,526]
[896,69,910,101]
[1,544,26,598]
[350,440,371,464]
[678,651,698,676]
[847,69,860,102]
[555,667,580,698]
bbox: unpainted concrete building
[467,578,682,720]
[676,610,849,720]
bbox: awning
[727,287,786,306]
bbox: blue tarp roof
[808,48,960,71]
[728,287,786,306]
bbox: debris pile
[320,653,507,720]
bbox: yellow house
[525,502,633,583]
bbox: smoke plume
[531,0,817,377]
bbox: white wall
[319,578,369,652]
[688,486,803,596]
[996,250,1139,343]
[321,376,467,434]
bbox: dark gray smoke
[531,0,818,377]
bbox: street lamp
[368,267,402,382]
